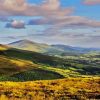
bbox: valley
[0,44,100,80]
[0,43,100,99]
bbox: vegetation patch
[0,77,99,100]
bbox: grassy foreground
[0,77,100,100]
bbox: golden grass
[0,55,39,75]
[0,77,99,100]
[0,44,9,51]
[0,47,7,51]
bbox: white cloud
[0,0,73,17]
[6,20,25,29]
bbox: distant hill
[52,44,100,54]
[8,39,75,56]
[8,40,100,56]
[8,39,50,53]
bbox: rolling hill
[8,39,100,56]
[8,39,50,53]
[0,44,100,80]
[8,39,72,56]
[52,44,100,54]
[0,44,64,81]
[0,44,100,99]
[0,55,64,81]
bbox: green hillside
[0,45,100,78]
[0,55,64,81]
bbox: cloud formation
[28,18,49,25]
[6,20,25,29]
[0,0,73,17]
[28,16,100,28]
[0,0,100,48]
[84,0,100,5]
[56,16,100,28]
[1,0,100,28]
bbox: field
[0,77,100,100]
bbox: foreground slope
[0,55,64,81]
[0,77,100,100]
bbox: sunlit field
[0,77,100,100]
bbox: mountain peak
[8,39,50,52]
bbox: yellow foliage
[0,55,40,76]
[0,95,8,100]
[0,47,7,51]
[0,77,99,100]
[10,59,33,67]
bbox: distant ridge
[52,44,100,53]
[8,39,100,56]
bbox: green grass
[0,48,99,75]
[0,47,100,82]
[0,55,64,81]
[10,69,64,81]
[0,69,64,82]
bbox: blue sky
[0,0,100,48]
[28,0,100,20]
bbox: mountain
[8,39,50,53]
[52,44,100,54]
[8,39,75,56]
[8,40,100,57]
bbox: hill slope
[0,44,100,77]
[9,39,50,53]
[0,77,100,100]
[0,44,64,81]
[0,55,64,81]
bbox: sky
[0,0,100,48]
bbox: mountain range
[8,39,100,56]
